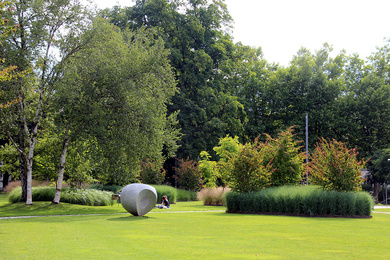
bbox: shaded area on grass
[0,194,224,217]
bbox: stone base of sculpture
[120,183,157,216]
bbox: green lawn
[1,194,390,259]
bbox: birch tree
[1,0,90,204]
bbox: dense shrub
[138,158,166,185]
[262,127,306,186]
[197,187,230,206]
[212,135,243,185]
[228,141,273,192]
[90,184,123,194]
[176,158,203,191]
[198,151,218,188]
[153,185,177,204]
[308,138,367,191]
[176,189,197,201]
[8,187,112,206]
[225,185,374,217]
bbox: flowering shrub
[308,138,367,191]
[176,158,203,191]
[228,141,274,192]
[138,158,166,185]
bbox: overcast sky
[92,0,390,66]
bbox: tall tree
[259,44,345,148]
[336,51,390,158]
[52,20,179,203]
[103,0,247,159]
[0,0,90,204]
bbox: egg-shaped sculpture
[120,183,157,216]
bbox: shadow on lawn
[107,215,155,222]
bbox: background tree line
[1,0,390,203]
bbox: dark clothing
[163,198,170,207]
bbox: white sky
[92,0,390,66]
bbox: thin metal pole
[387,159,390,205]
[306,113,309,185]
[175,156,177,189]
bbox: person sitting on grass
[157,195,170,208]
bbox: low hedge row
[176,188,197,201]
[225,185,374,217]
[8,187,112,206]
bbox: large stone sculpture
[120,183,157,216]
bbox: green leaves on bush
[262,126,306,186]
[308,138,367,191]
[138,158,166,185]
[200,128,305,192]
[175,158,203,191]
[228,142,273,192]
[225,185,374,217]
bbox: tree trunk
[25,137,37,205]
[53,130,70,204]
[18,124,27,202]
[373,182,379,203]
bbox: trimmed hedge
[8,187,112,206]
[176,189,197,201]
[152,185,177,204]
[225,185,374,217]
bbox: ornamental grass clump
[8,187,112,206]
[197,187,230,206]
[225,185,374,217]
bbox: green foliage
[198,151,218,188]
[176,189,197,201]
[309,138,366,191]
[176,158,203,191]
[212,135,243,185]
[262,127,306,186]
[89,184,123,194]
[64,139,101,189]
[227,141,273,192]
[8,187,112,206]
[367,148,390,183]
[152,185,177,204]
[138,158,166,185]
[56,19,179,186]
[104,0,246,160]
[200,129,304,192]
[225,185,373,217]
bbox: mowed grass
[1,195,390,259]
